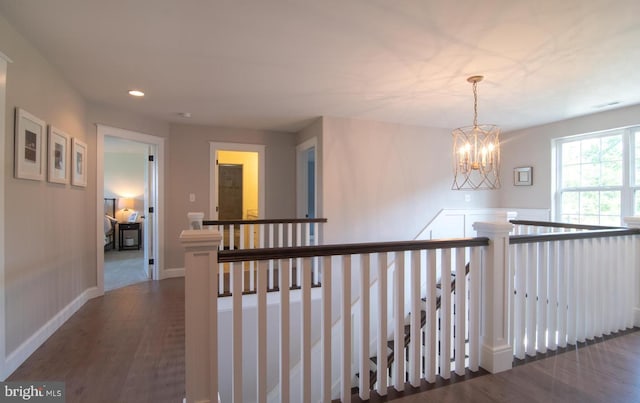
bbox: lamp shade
[118,198,134,211]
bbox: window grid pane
[557,129,632,225]
[560,134,622,189]
[632,130,640,186]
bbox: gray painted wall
[0,14,92,354]
[498,103,640,214]
[165,123,297,269]
[321,116,499,245]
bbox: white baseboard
[162,267,185,279]
[2,286,99,380]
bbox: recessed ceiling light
[594,101,620,108]
[128,89,145,97]
[178,112,192,118]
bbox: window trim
[554,126,637,225]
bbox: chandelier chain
[472,80,478,128]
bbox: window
[555,127,638,226]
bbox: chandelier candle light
[452,75,501,190]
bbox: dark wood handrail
[510,219,621,231]
[204,217,327,226]
[510,227,640,245]
[218,237,489,263]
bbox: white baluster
[341,255,352,403]
[278,223,284,248]
[219,225,224,295]
[557,241,568,348]
[268,224,275,290]
[454,248,466,376]
[249,224,256,293]
[232,262,243,403]
[286,224,294,289]
[296,222,302,246]
[301,257,312,403]
[592,238,603,339]
[280,259,290,403]
[547,241,558,350]
[409,250,421,386]
[359,254,371,400]
[526,242,536,356]
[514,244,526,359]
[566,240,577,345]
[439,249,451,379]
[393,251,405,390]
[614,236,622,330]
[424,249,437,383]
[321,256,332,403]
[537,242,548,354]
[468,247,481,372]
[257,260,267,403]
[376,252,389,395]
[625,235,635,329]
[576,239,586,343]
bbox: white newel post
[624,216,640,327]
[180,228,222,403]
[473,221,514,373]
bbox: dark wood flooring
[7,278,640,403]
[7,279,185,403]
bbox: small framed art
[48,126,70,184]
[15,108,46,181]
[514,166,532,186]
[71,138,88,187]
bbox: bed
[104,198,117,251]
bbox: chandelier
[452,75,501,190]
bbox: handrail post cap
[624,216,640,228]
[179,229,222,248]
[473,221,513,235]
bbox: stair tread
[365,262,471,390]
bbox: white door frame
[0,50,12,380]
[209,142,265,219]
[96,125,165,293]
[296,137,317,218]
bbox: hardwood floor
[7,278,640,403]
[355,329,640,403]
[7,279,185,403]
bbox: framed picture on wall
[514,166,533,186]
[14,107,46,181]
[47,126,70,184]
[71,138,87,187]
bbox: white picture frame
[127,211,138,223]
[48,126,70,184]
[514,166,533,186]
[71,138,88,187]
[14,108,46,181]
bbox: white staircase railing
[508,218,640,358]
[180,218,640,403]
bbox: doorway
[297,138,317,218]
[297,138,318,240]
[102,137,149,291]
[97,125,164,294]
[210,142,265,220]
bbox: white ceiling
[1,0,639,133]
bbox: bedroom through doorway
[97,124,162,294]
[102,136,150,291]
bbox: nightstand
[118,222,141,251]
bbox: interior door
[218,164,243,219]
[144,146,156,279]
